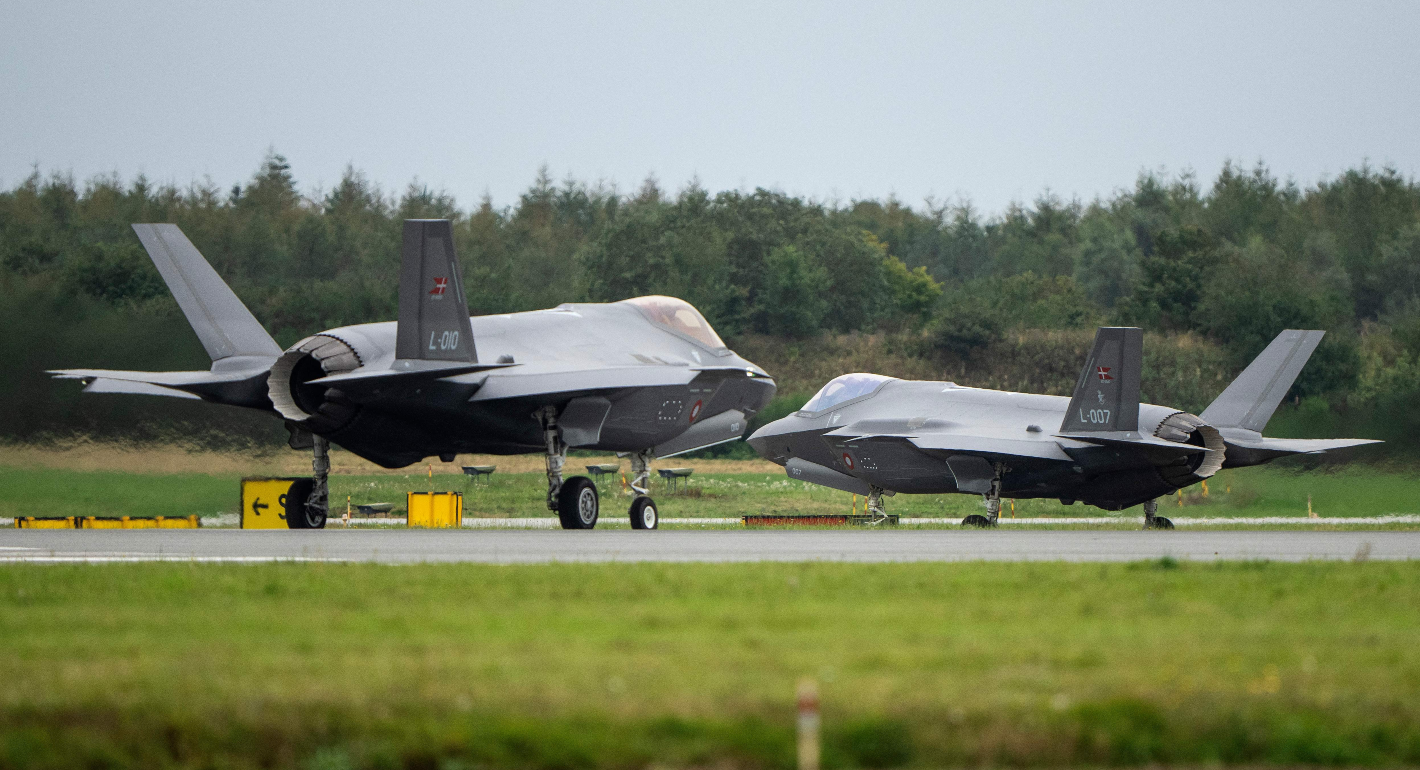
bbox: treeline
[3,154,1420,449]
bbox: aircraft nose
[746,416,796,461]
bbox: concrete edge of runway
[6,514,1420,529]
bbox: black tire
[557,476,599,529]
[1145,515,1175,530]
[629,496,659,530]
[283,479,327,529]
[961,514,996,528]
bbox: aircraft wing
[825,426,1077,462]
[467,363,726,402]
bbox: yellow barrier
[407,491,463,528]
[14,517,77,529]
[240,478,311,529]
[80,516,200,529]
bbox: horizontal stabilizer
[1201,330,1325,432]
[785,457,871,496]
[82,377,201,400]
[1217,428,1381,465]
[131,224,281,364]
[1236,437,1382,454]
[49,366,271,406]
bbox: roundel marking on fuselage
[842,452,855,470]
[689,399,703,423]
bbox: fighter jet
[51,220,775,529]
[747,327,1377,528]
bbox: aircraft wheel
[284,479,327,529]
[1145,515,1175,530]
[558,476,599,529]
[629,496,659,530]
[960,514,996,528]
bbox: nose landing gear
[627,451,658,529]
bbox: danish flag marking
[1096,366,1113,381]
[429,277,448,296]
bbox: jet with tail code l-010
[51,220,775,530]
[747,327,1378,528]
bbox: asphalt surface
[2,529,1417,563]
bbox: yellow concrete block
[241,478,305,529]
[407,491,462,528]
[15,517,76,529]
[80,516,129,529]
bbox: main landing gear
[541,408,658,530]
[1143,498,1174,530]
[541,407,598,529]
[288,434,329,529]
[961,462,1006,528]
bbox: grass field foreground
[3,561,1420,769]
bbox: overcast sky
[3,1,1417,215]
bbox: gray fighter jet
[52,220,775,529]
[747,327,1377,528]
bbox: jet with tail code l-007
[747,327,1378,528]
[51,220,775,530]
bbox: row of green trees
[2,153,1419,445]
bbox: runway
[2,529,1417,563]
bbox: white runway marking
[1,529,1418,564]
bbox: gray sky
[3,1,1417,215]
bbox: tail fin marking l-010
[1200,330,1324,432]
[1059,326,1143,434]
[131,224,281,366]
[394,220,477,363]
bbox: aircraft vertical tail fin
[1200,330,1324,432]
[394,220,477,364]
[131,224,281,366]
[1059,326,1143,434]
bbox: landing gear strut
[962,462,1006,528]
[289,435,329,529]
[865,486,889,524]
[541,406,598,529]
[628,450,658,529]
[1143,498,1174,530]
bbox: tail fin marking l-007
[395,220,477,363]
[1200,330,1324,432]
[1059,327,1143,434]
[131,224,281,365]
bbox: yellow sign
[407,491,463,528]
[240,478,305,529]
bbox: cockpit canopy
[624,296,726,349]
[800,373,896,413]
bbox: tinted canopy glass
[800,373,895,413]
[624,296,726,349]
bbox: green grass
[4,462,1420,525]
[3,561,1420,768]
[0,467,236,520]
